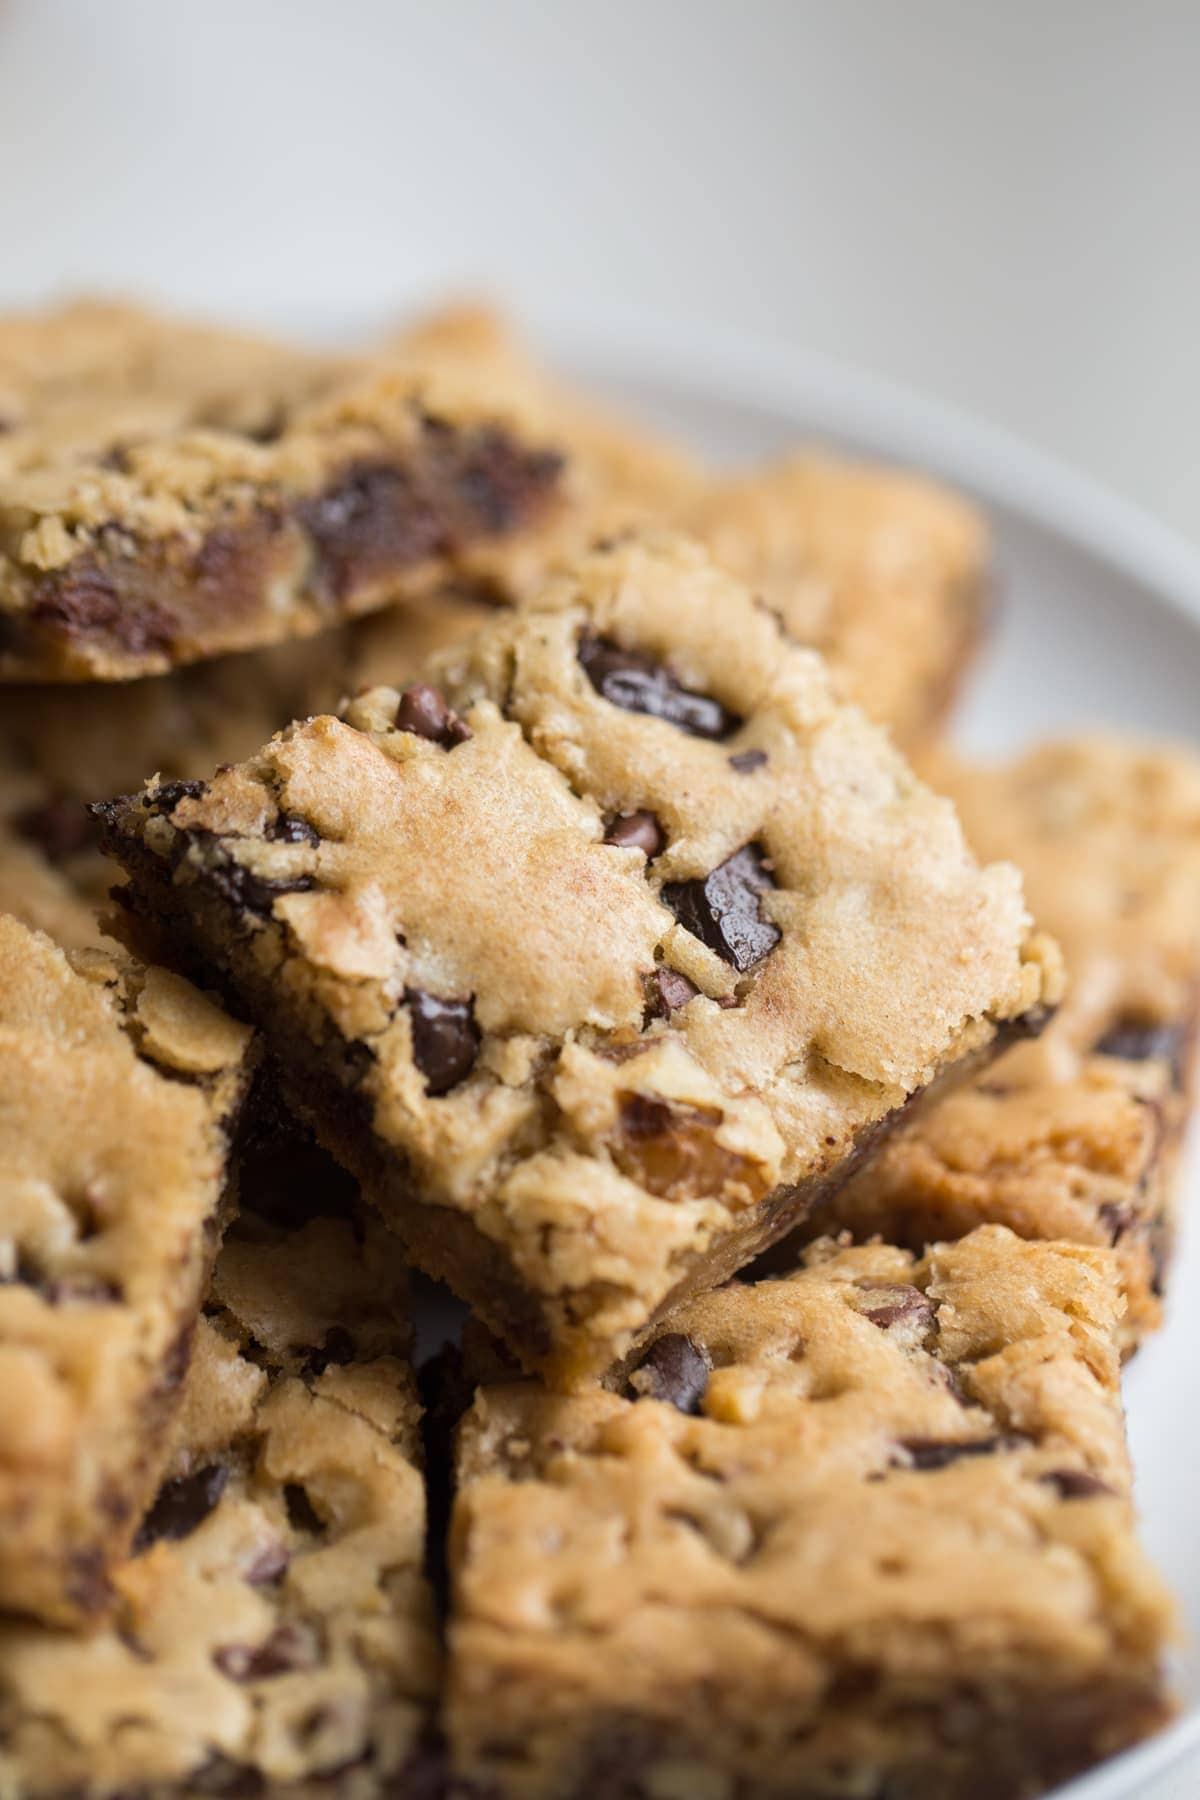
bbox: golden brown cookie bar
[0,1198,439,1797]
[829,737,1200,1350]
[0,916,254,1624]
[0,586,495,936]
[684,453,988,746]
[0,299,563,680]
[446,1226,1174,1800]
[98,535,1059,1386]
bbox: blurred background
[2,0,1197,542]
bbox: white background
[2,4,1198,1793]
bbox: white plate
[300,304,1200,1799]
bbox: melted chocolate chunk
[135,1463,229,1549]
[605,810,665,857]
[662,843,781,972]
[578,634,740,739]
[728,748,768,774]
[628,1332,712,1414]
[30,560,178,656]
[148,778,207,815]
[405,988,480,1095]
[267,811,320,845]
[858,1284,935,1333]
[197,845,315,919]
[1095,1015,1187,1086]
[646,966,699,1019]
[284,1482,325,1535]
[896,1436,1015,1471]
[1040,1468,1115,1500]
[395,682,473,748]
[13,796,97,864]
[214,1622,322,1682]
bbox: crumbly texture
[0,585,495,936]
[0,1202,439,1796]
[683,453,988,746]
[98,534,1059,1386]
[0,916,254,1624]
[0,299,564,680]
[830,738,1200,1349]
[446,1225,1174,1800]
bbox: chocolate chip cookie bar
[446,1225,1173,1800]
[0,917,254,1623]
[0,1195,439,1796]
[0,299,563,680]
[98,534,1059,1386]
[684,452,988,746]
[829,737,1200,1349]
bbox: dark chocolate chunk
[13,796,97,863]
[405,988,480,1095]
[896,1436,1016,1471]
[578,633,740,739]
[267,811,320,845]
[646,966,700,1019]
[628,1332,712,1414]
[605,810,665,857]
[857,1284,935,1333]
[662,843,781,972]
[284,1482,325,1535]
[728,748,768,774]
[1095,1015,1187,1087]
[197,843,315,919]
[147,778,207,815]
[1040,1468,1116,1500]
[395,682,473,748]
[135,1463,229,1549]
[30,560,178,656]
[214,1622,322,1682]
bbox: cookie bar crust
[98,535,1058,1386]
[446,1226,1174,1800]
[0,1199,439,1797]
[0,300,564,680]
[829,737,1200,1349]
[0,917,254,1624]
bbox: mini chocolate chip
[148,778,207,814]
[646,967,700,1019]
[896,1436,1016,1471]
[405,987,480,1095]
[13,796,97,864]
[605,810,665,857]
[243,1541,291,1585]
[395,683,473,748]
[858,1284,935,1333]
[1040,1468,1116,1500]
[284,1482,325,1535]
[135,1463,229,1549]
[662,843,781,972]
[214,1622,321,1682]
[1095,1015,1186,1086]
[628,1332,712,1414]
[728,748,768,774]
[267,811,320,846]
[578,633,740,739]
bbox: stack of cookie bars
[1,300,1197,1800]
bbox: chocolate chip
[646,967,699,1019]
[662,843,781,972]
[628,1332,712,1414]
[13,796,97,863]
[197,845,315,919]
[728,748,768,774]
[405,988,480,1095]
[135,1463,229,1549]
[244,1541,291,1585]
[896,1436,1016,1471]
[214,1622,321,1682]
[395,683,473,748]
[148,778,207,814]
[1095,1015,1187,1086]
[858,1284,935,1333]
[284,1483,325,1535]
[578,634,740,739]
[267,811,320,846]
[1040,1469,1116,1500]
[605,810,665,857]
